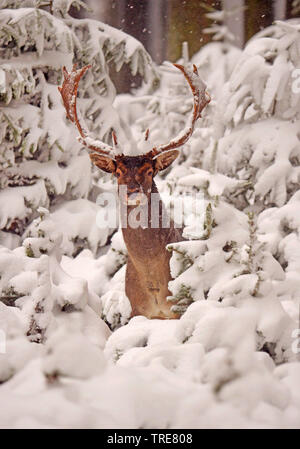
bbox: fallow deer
[58,63,210,319]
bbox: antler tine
[112,130,118,146]
[148,63,210,158]
[58,64,115,157]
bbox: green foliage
[168,283,195,316]
[167,245,194,276]
[238,212,264,297]
[201,202,213,239]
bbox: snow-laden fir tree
[0,0,157,249]
[0,0,157,342]
[164,172,294,363]
[199,20,300,327]
[194,1,242,98]
[212,20,300,211]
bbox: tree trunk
[244,0,273,42]
[273,0,287,20]
[166,0,221,62]
[222,0,245,48]
[285,0,294,19]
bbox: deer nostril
[127,186,139,193]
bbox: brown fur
[122,181,183,319]
[92,152,182,319]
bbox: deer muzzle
[125,189,147,206]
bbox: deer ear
[90,153,116,173]
[154,150,179,172]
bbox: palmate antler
[58,63,210,160]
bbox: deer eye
[116,169,122,178]
[147,169,153,176]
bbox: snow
[26,198,111,256]
[0,5,299,430]
[0,302,299,428]
[216,118,300,207]
[0,180,48,229]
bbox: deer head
[58,63,210,206]
[90,152,179,206]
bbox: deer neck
[120,181,179,260]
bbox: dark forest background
[70,0,300,91]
